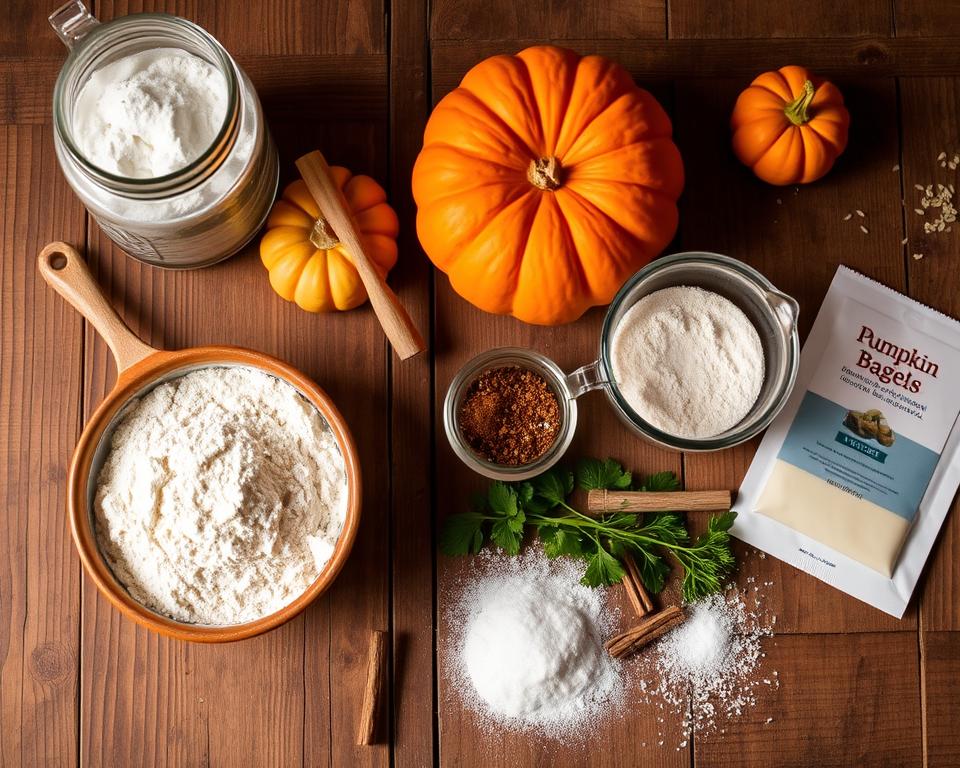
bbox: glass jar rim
[598,251,800,451]
[443,347,579,481]
[52,12,239,194]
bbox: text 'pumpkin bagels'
[411,46,684,326]
[731,65,850,186]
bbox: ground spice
[458,366,561,465]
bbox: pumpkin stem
[310,216,340,250]
[784,80,816,126]
[527,156,563,190]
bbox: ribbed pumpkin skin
[260,170,399,312]
[731,65,850,186]
[411,46,684,326]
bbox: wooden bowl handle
[295,151,426,361]
[38,241,155,374]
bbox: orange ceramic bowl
[41,242,361,642]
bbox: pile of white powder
[634,581,777,747]
[445,549,623,738]
[610,286,765,438]
[73,48,228,178]
[94,366,347,625]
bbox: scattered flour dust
[94,366,347,625]
[610,286,765,438]
[444,548,624,739]
[633,572,778,748]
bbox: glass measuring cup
[49,1,279,268]
[444,252,800,478]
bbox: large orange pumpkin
[412,46,684,325]
[731,65,850,186]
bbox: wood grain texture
[430,37,960,89]
[669,0,892,38]
[97,0,386,54]
[431,0,665,41]
[695,633,922,767]
[895,0,960,37]
[0,126,83,768]
[389,0,437,761]
[673,76,916,632]
[921,631,960,767]
[899,77,960,632]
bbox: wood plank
[0,0,69,56]
[672,75,915,632]
[894,1,960,37]
[430,37,960,92]
[97,0,386,54]
[0,125,83,768]
[898,77,960,632]
[388,0,436,763]
[921,631,960,768]
[696,632,922,767]
[431,0,665,41]
[669,0,891,38]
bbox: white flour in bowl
[610,286,765,438]
[94,366,347,625]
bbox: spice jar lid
[443,348,578,481]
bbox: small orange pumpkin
[412,45,683,326]
[260,170,399,312]
[731,65,850,186]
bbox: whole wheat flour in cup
[443,548,623,739]
[94,366,346,625]
[610,286,764,438]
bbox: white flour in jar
[94,366,347,625]
[73,48,228,178]
[610,286,765,438]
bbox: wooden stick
[587,489,732,514]
[357,630,388,746]
[295,151,426,360]
[620,554,654,618]
[605,605,685,659]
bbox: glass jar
[49,1,279,268]
[443,253,801,477]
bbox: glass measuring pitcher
[444,253,801,479]
[49,1,279,268]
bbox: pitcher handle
[565,360,608,399]
[49,0,99,49]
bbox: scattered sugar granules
[631,583,777,745]
[443,548,623,740]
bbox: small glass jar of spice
[444,348,578,481]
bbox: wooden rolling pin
[586,489,732,514]
[296,151,426,360]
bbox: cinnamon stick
[605,605,685,659]
[357,630,388,745]
[620,553,654,618]
[587,489,731,514]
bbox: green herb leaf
[582,546,626,587]
[575,458,632,491]
[633,547,671,594]
[439,514,486,556]
[487,481,517,516]
[490,516,523,555]
[531,467,574,507]
[640,471,681,492]
[674,511,738,602]
[540,526,584,559]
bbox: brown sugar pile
[458,366,561,466]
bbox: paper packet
[733,265,960,617]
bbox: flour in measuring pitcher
[94,366,346,625]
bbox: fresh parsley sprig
[440,457,737,603]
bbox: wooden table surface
[4,0,960,765]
